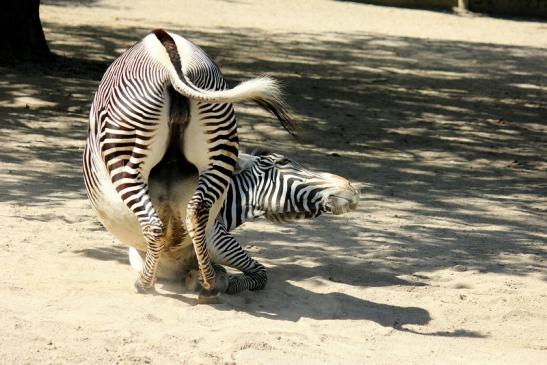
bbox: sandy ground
[1,0,547,364]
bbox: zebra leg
[185,172,231,301]
[119,175,166,292]
[208,221,268,295]
[135,214,165,292]
[127,244,162,292]
[112,172,166,292]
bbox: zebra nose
[347,183,360,209]
[335,176,359,200]
[325,177,360,214]
[339,183,359,205]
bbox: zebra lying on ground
[127,151,359,299]
[83,29,295,297]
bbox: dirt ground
[1,1,546,364]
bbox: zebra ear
[235,153,254,173]
[250,148,271,156]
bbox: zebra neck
[220,168,267,231]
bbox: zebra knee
[141,216,165,244]
[225,265,268,295]
[248,265,268,291]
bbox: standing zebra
[83,29,294,297]
[126,151,360,296]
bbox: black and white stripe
[206,152,358,294]
[83,29,295,293]
[219,152,334,231]
[127,151,358,294]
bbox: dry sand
[1,1,546,364]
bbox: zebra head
[232,151,359,224]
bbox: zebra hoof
[134,279,155,294]
[197,289,221,305]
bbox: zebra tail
[170,74,298,136]
[148,30,297,135]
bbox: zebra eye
[275,158,291,167]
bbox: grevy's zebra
[127,151,359,296]
[83,30,294,296]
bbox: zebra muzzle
[325,183,360,215]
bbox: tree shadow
[2,21,545,315]
[336,0,547,21]
[74,244,128,264]
[336,0,455,13]
[42,0,102,8]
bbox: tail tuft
[254,97,298,137]
[246,76,298,137]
